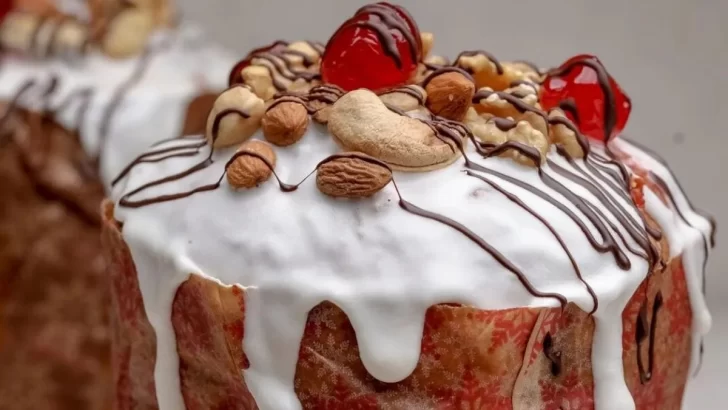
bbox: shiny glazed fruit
[540,54,631,142]
[321,3,421,92]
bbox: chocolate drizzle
[635,292,662,383]
[332,4,419,70]
[230,40,323,91]
[420,66,474,88]
[473,89,544,118]
[557,98,580,126]
[512,60,542,75]
[24,13,87,59]
[492,117,517,132]
[378,85,426,105]
[454,50,504,75]
[547,58,623,142]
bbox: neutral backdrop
[177,0,726,406]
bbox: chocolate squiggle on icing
[472,90,661,272]
[112,139,207,187]
[119,144,570,306]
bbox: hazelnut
[262,100,310,146]
[226,140,277,189]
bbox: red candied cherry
[321,2,422,92]
[356,2,423,56]
[228,41,288,86]
[540,54,631,142]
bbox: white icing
[112,120,713,410]
[0,23,236,189]
[615,139,713,374]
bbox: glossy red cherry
[228,41,288,86]
[357,2,423,57]
[540,54,631,142]
[321,3,422,92]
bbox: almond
[425,71,475,121]
[261,99,310,146]
[226,140,276,189]
[316,153,392,198]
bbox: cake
[0,0,235,185]
[105,3,716,409]
[0,1,234,408]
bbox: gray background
[177,0,726,406]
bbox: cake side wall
[102,211,692,410]
[102,201,159,410]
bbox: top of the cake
[109,3,716,410]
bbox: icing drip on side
[616,137,713,379]
[113,115,713,410]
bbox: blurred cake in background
[107,3,715,410]
[0,0,235,408]
[0,0,235,184]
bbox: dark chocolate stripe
[454,50,504,75]
[112,140,207,186]
[547,159,658,268]
[420,66,474,88]
[547,58,619,141]
[379,85,425,105]
[558,98,580,126]
[466,170,599,313]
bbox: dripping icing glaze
[112,104,713,410]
